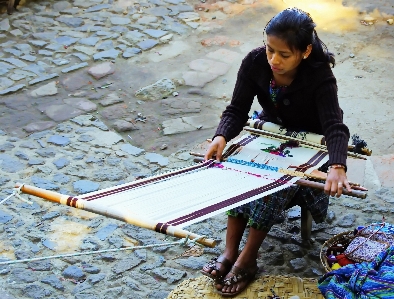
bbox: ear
[303,44,312,59]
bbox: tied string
[0,184,32,206]
[0,234,209,265]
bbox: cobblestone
[0,0,394,298]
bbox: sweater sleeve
[214,52,258,142]
[315,76,350,166]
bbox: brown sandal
[200,255,233,281]
[216,265,259,297]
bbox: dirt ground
[1,0,392,157]
[110,0,394,158]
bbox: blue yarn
[227,157,279,172]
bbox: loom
[14,123,368,248]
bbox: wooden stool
[1,0,17,15]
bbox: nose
[271,53,280,65]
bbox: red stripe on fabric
[295,151,327,173]
[167,145,327,226]
[82,160,215,201]
[167,175,292,226]
[223,135,258,159]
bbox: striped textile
[318,246,394,298]
[68,133,328,228]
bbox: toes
[202,267,211,274]
[233,282,241,293]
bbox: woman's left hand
[324,167,351,197]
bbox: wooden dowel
[15,183,216,248]
[244,127,367,160]
[348,145,372,156]
[190,152,205,157]
[192,158,367,199]
[245,122,372,156]
[296,179,367,199]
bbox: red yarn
[336,254,356,266]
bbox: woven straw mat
[166,275,323,299]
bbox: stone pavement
[0,119,394,299]
[0,116,203,299]
[0,0,248,156]
[0,0,243,142]
[0,0,394,298]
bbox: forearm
[315,80,350,166]
[214,54,257,141]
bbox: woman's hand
[204,136,227,161]
[324,167,351,197]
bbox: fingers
[215,141,226,162]
[324,180,351,197]
[335,180,352,197]
[324,181,331,195]
[344,180,352,191]
[204,144,222,161]
[204,147,215,161]
[204,136,226,161]
[336,182,343,197]
[327,182,339,197]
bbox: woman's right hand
[204,136,227,161]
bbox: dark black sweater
[215,47,350,166]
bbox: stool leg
[7,0,15,14]
[301,207,312,240]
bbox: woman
[201,8,351,297]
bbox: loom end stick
[15,184,217,247]
[296,179,367,199]
[15,183,69,204]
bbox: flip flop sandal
[200,255,233,280]
[216,265,259,297]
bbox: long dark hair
[264,8,335,67]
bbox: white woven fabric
[76,133,328,228]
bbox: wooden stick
[348,145,372,156]
[192,158,367,199]
[15,183,216,248]
[244,127,367,160]
[245,122,372,156]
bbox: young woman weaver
[201,8,351,297]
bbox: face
[266,35,310,76]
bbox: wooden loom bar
[245,122,372,156]
[15,183,216,248]
[244,127,367,160]
[192,158,367,199]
